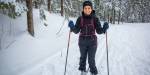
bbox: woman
[68,1,109,75]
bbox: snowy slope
[23,23,150,75]
[0,9,71,75]
[0,9,150,75]
[0,13,27,50]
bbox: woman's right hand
[68,20,74,28]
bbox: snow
[0,12,27,50]
[0,0,16,3]
[0,0,27,17]
[14,3,27,15]
[0,9,150,75]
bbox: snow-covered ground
[0,9,150,75]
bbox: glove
[68,20,74,29]
[103,22,109,33]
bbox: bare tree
[112,1,116,24]
[48,0,51,12]
[34,1,39,8]
[61,0,64,16]
[118,0,122,24]
[26,0,34,36]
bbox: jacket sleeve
[71,17,81,34]
[95,17,104,34]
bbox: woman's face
[83,6,92,16]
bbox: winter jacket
[70,10,104,35]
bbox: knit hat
[83,1,93,9]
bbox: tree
[48,0,51,12]
[61,0,64,16]
[111,0,116,24]
[118,0,122,24]
[34,1,39,8]
[26,0,34,36]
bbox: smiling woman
[83,6,92,16]
[68,1,109,75]
[82,1,93,16]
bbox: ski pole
[64,30,71,75]
[56,18,66,35]
[63,1,72,74]
[106,31,110,75]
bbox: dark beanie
[83,1,93,9]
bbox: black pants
[78,35,98,74]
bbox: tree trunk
[26,0,34,36]
[48,0,51,12]
[61,0,64,16]
[118,10,121,24]
[34,1,38,9]
[107,13,110,23]
[104,10,106,21]
[113,9,115,24]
